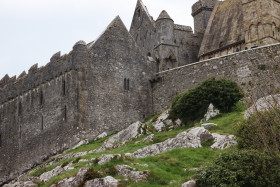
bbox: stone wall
[152,43,280,113]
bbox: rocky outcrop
[72,139,89,150]
[95,121,146,152]
[152,110,182,132]
[40,166,64,182]
[84,176,119,187]
[94,132,108,141]
[97,154,121,165]
[115,165,149,182]
[245,94,280,119]
[211,133,237,149]
[136,134,155,144]
[188,127,213,143]
[181,180,196,187]
[3,181,37,187]
[50,168,87,187]
[201,123,217,129]
[125,127,212,158]
[201,103,220,122]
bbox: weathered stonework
[1,0,280,185]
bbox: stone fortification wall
[0,41,91,184]
[152,43,280,113]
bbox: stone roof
[198,0,245,57]
[156,10,173,21]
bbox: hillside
[4,105,243,187]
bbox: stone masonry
[1,0,280,185]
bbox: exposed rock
[3,181,37,187]
[201,123,217,129]
[94,132,108,140]
[40,166,64,182]
[96,121,145,152]
[188,127,213,143]
[72,139,89,150]
[245,94,280,119]
[125,128,208,158]
[201,103,220,122]
[115,165,149,182]
[51,168,87,187]
[211,133,237,149]
[84,176,119,187]
[182,180,196,187]
[151,110,182,132]
[78,159,88,163]
[154,122,166,132]
[141,134,154,143]
[98,154,121,165]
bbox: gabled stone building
[1,0,280,185]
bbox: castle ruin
[1,0,280,184]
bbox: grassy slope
[30,104,245,187]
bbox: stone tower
[242,0,280,48]
[154,11,179,71]
[192,0,217,35]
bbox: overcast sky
[0,0,197,79]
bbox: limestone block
[115,165,149,182]
[84,176,119,187]
[211,133,237,150]
[201,123,217,129]
[181,180,196,187]
[245,94,280,119]
[200,103,220,122]
[98,154,121,165]
[188,127,213,143]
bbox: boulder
[115,165,149,182]
[3,181,37,187]
[51,168,87,187]
[188,127,213,143]
[201,103,220,122]
[72,139,89,149]
[94,132,108,140]
[152,110,182,132]
[126,128,206,158]
[84,176,118,187]
[40,166,64,182]
[141,134,154,143]
[211,133,237,149]
[182,180,196,187]
[201,123,217,129]
[96,121,145,152]
[97,154,121,165]
[245,94,280,119]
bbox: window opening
[63,80,66,96]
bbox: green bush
[196,150,280,187]
[169,77,243,124]
[236,109,280,157]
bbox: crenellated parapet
[0,40,89,105]
[192,0,217,17]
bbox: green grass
[32,105,245,187]
[196,102,245,135]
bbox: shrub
[195,150,280,187]
[236,109,280,157]
[72,157,81,164]
[169,77,243,124]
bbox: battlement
[0,40,89,105]
[192,0,217,16]
[174,24,193,32]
